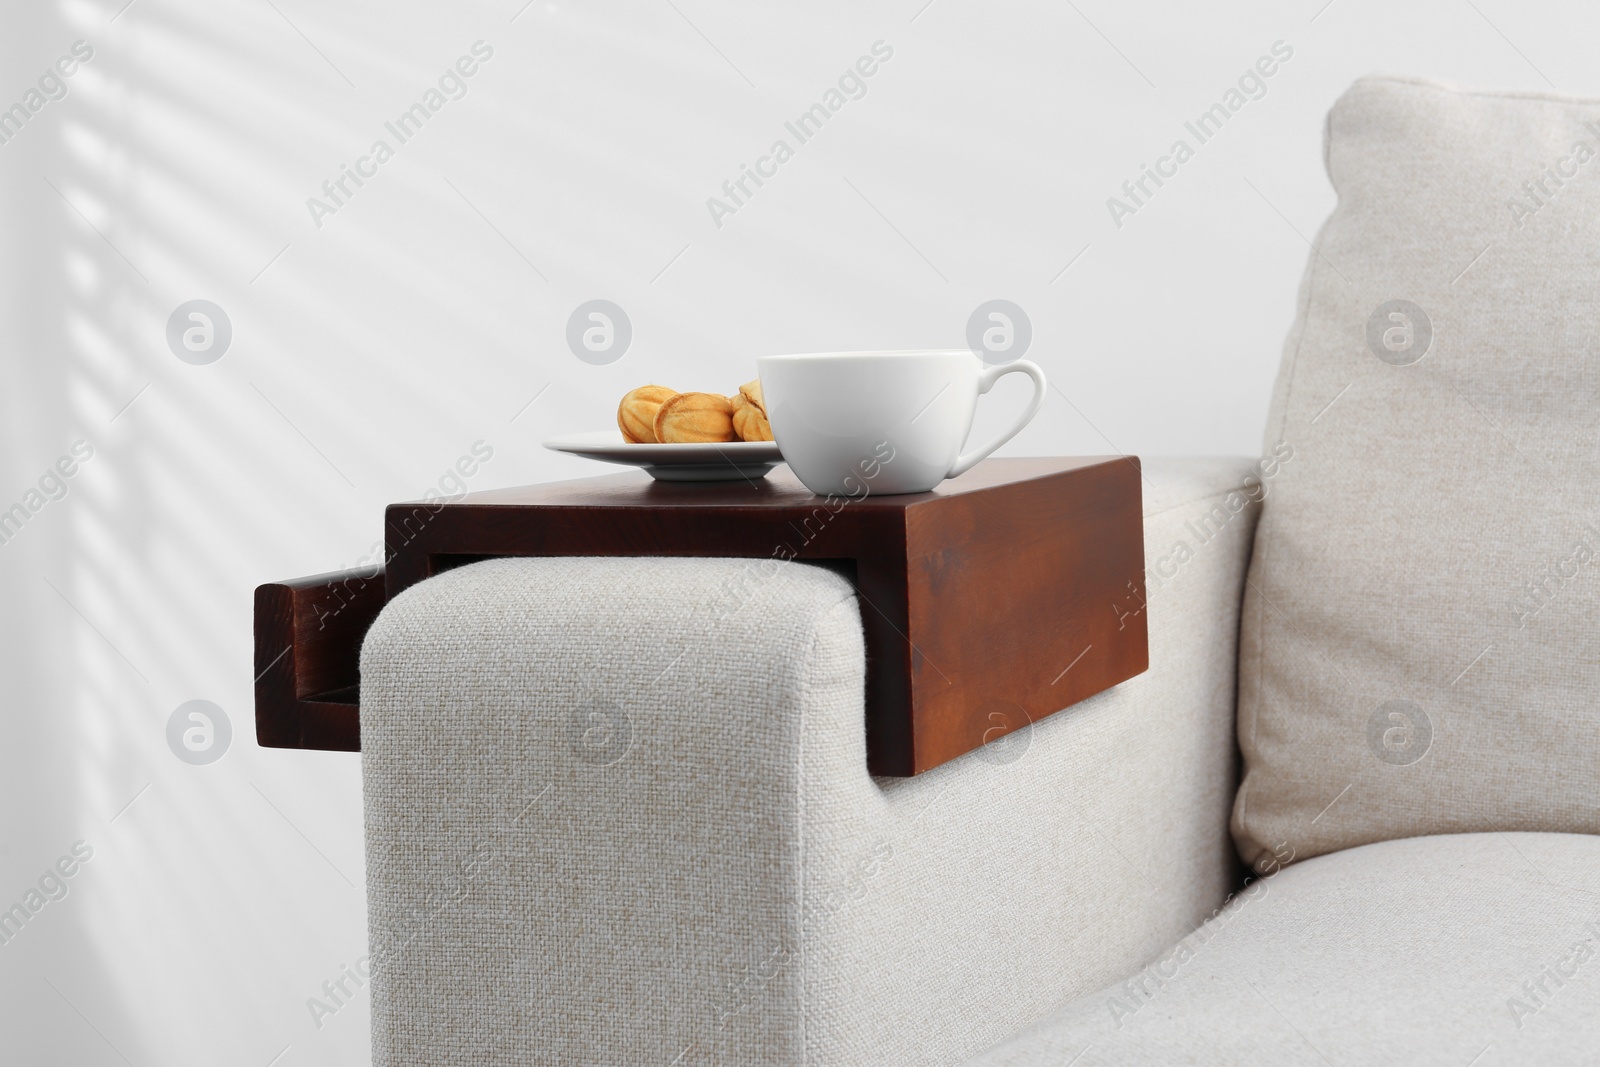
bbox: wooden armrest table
[255,456,1148,776]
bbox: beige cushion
[969,832,1600,1066]
[1233,76,1600,872]
[360,458,1262,1065]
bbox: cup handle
[946,360,1047,479]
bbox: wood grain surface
[257,457,1149,774]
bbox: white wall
[1,0,1593,1062]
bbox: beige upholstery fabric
[969,832,1600,1067]
[361,457,1262,1066]
[1234,77,1600,872]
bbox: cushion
[967,832,1600,1066]
[1233,76,1600,872]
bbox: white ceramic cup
[755,349,1047,497]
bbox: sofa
[357,77,1600,1064]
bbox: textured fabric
[968,832,1600,1066]
[360,457,1262,1066]
[1234,77,1600,872]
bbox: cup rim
[757,348,976,363]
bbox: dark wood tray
[256,456,1148,775]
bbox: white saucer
[543,431,784,482]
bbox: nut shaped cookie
[731,393,774,441]
[738,378,768,417]
[618,385,678,443]
[654,391,736,444]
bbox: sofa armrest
[359,456,1263,1067]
